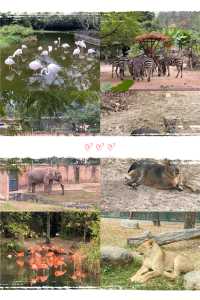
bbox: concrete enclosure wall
[0,164,100,198]
[0,169,9,200]
[17,164,100,189]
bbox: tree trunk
[127,228,200,246]
[184,212,196,229]
[152,212,161,227]
[46,213,51,244]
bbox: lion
[130,239,194,283]
[125,159,184,191]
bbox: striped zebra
[111,57,129,80]
[156,55,183,78]
[129,55,155,82]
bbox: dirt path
[101,63,200,90]
[101,159,200,211]
[101,91,200,135]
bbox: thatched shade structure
[135,32,171,56]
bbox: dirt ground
[101,159,200,211]
[101,63,200,90]
[101,218,200,269]
[1,183,100,211]
[101,91,200,135]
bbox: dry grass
[101,218,200,270]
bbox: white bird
[73,47,80,56]
[41,50,49,56]
[62,43,70,49]
[29,59,43,72]
[48,45,53,53]
[58,37,61,47]
[41,63,61,75]
[79,40,86,48]
[88,48,96,55]
[4,56,15,69]
[21,44,27,49]
[38,46,43,51]
[54,40,58,45]
[75,40,86,48]
[13,48,23,58]
[47,63,61,73]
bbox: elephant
[28,167,64,195]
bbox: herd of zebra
[112,53,184,82]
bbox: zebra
[129,55,155,82]
[111,57,129,80]
[156,55,183,78]
[143,56,155,81]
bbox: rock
[184,271,200,290]
[165,93,171,98]
[101,246,134,265]
[120,219,139,229]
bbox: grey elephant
[28,167,64,195]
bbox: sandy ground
[0,183,100,211]
[101,63,200,90]
[101,218,200,269]
[101,159,200,211]
[101,91,200,135]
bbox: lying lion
[125,159,198,192]
[130,239,194,283]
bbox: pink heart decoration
[85,143,93,151]
[96,143,104,151]
[107,143,116,151]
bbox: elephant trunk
[60,183,64,195]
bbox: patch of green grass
[101,259,184,290]
[0,25,33,48]
[111,79,134,93]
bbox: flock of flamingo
[4,36,96,78]
[11,243,87,285]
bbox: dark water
[1,32,99,93]
[0,254,99,288]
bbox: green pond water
[1,31,99,93]
[0,253,99,288]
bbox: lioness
[130,239,194,283]
[125,159,183,191]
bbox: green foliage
[0,90,100,132]
[3,158,22,174]
[0,24,33,36]
[101,260,184,290]
[101,12,142,47]
[162,27,195,49]
[111,80,134,93]
[5,223,30,238]
[60,211,100,240]
[1,240,24,254]
[0,25,33,48]
[0,13,100,31]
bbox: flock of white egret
[4,36,97,81]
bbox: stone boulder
[120,219,139,229]
[101,246,134,265]
[184,271,200,290]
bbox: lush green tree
[101,12,142,47]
